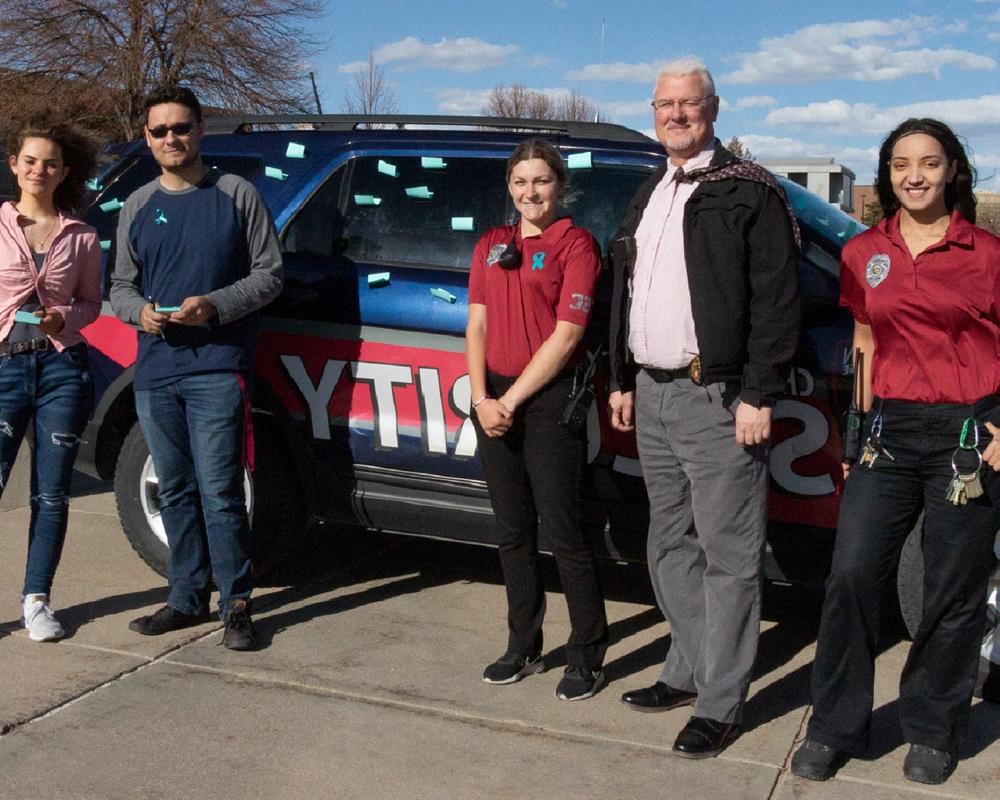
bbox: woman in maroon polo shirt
[792,118,1000,785]
[465,138,608,701]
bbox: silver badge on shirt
[486,243,507,266]
[865,254,890,288]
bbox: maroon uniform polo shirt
[468,216,601,377]
[840,211,1000,403]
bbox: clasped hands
[476,397,514,438]
[140,295,216,336]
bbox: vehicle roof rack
[202,113,655,144]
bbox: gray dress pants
[635,370,769,723]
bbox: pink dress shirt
[628,145,715,369]
[0,201,102,350]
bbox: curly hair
[875,118,977,223]
[7,115,99,215]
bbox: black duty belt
[642,356,703,386]
[0,337,49,358]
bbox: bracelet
[471,395,490,409]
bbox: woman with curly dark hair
[792,118,1000,785]
[1,117,101,641]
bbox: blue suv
[77,115,921,630]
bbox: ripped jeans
[0,343,93,597]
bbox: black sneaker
[903,744,951,785]
[221,599,258,651]
[791,739,841,781]
[555,666,605,701]
[129,605,210,636]
[482,653,544,684]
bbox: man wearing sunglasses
[607,59,800,757]
[110,85,283,651]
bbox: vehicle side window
[556,164,656,255]
[340,156,509,269]
[283,166,345,257]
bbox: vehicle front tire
[113,418,303,579]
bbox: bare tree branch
[483,86,601,122]
[341,49,397,116]
[0,0,324,141]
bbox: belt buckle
[688,356,703,386]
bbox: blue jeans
[135,372,251,616]
[0,343,93,597]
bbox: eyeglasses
[650,96,714,112]
[147,122,196,139]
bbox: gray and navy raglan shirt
[110,171,283,390]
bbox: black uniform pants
[808,397,1000,754]
[472,371,608,669]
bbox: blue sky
[308,1,1000,189]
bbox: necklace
[21,216,59,254]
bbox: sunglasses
[147,122,196,139]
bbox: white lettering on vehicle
[279,355,347,440]
[770,399,835,496]
[351,362,413,449]
[279,356,836,496]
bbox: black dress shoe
[620,681,697,712]
[672,716,741,759]
[129,605,211,636]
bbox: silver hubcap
[138,455,253,548]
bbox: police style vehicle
[78,115,920,630]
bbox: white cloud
[766,95,1000,136]
[724,17,995,84]
[434,89,495,115]
[989,32,1000,42]
[565,61,662,83]
[338,37,519,74]
[602,99,655,118]
[735,95,777,110]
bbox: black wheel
[113,417,304,578]
[896,514,925,639]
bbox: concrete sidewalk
[0,482,997,799]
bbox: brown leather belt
[0,337,50,358]
[642,356,703,386]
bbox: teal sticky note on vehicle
[354,194,382,206]
[99,198,123,213]
[265,166,288,181]
[285,142,306,159]
[86,179,102,191]
[451,217,474,231]
[367,272,391,287]
[430,287,457,304]
[567,151,593,169]
[377,160,399,178]
[421,156,447,169]
[405,186,434,200]
[100,240,111,251]
[14,310,41,325]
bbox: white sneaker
[22,596,65,642]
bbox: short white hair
[654,58,716,96]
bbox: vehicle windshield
[781,178,866,251]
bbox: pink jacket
[0,201,102,351]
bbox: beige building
[761,158,856,213]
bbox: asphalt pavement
[0,476,997,799]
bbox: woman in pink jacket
[1,118,102,641]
